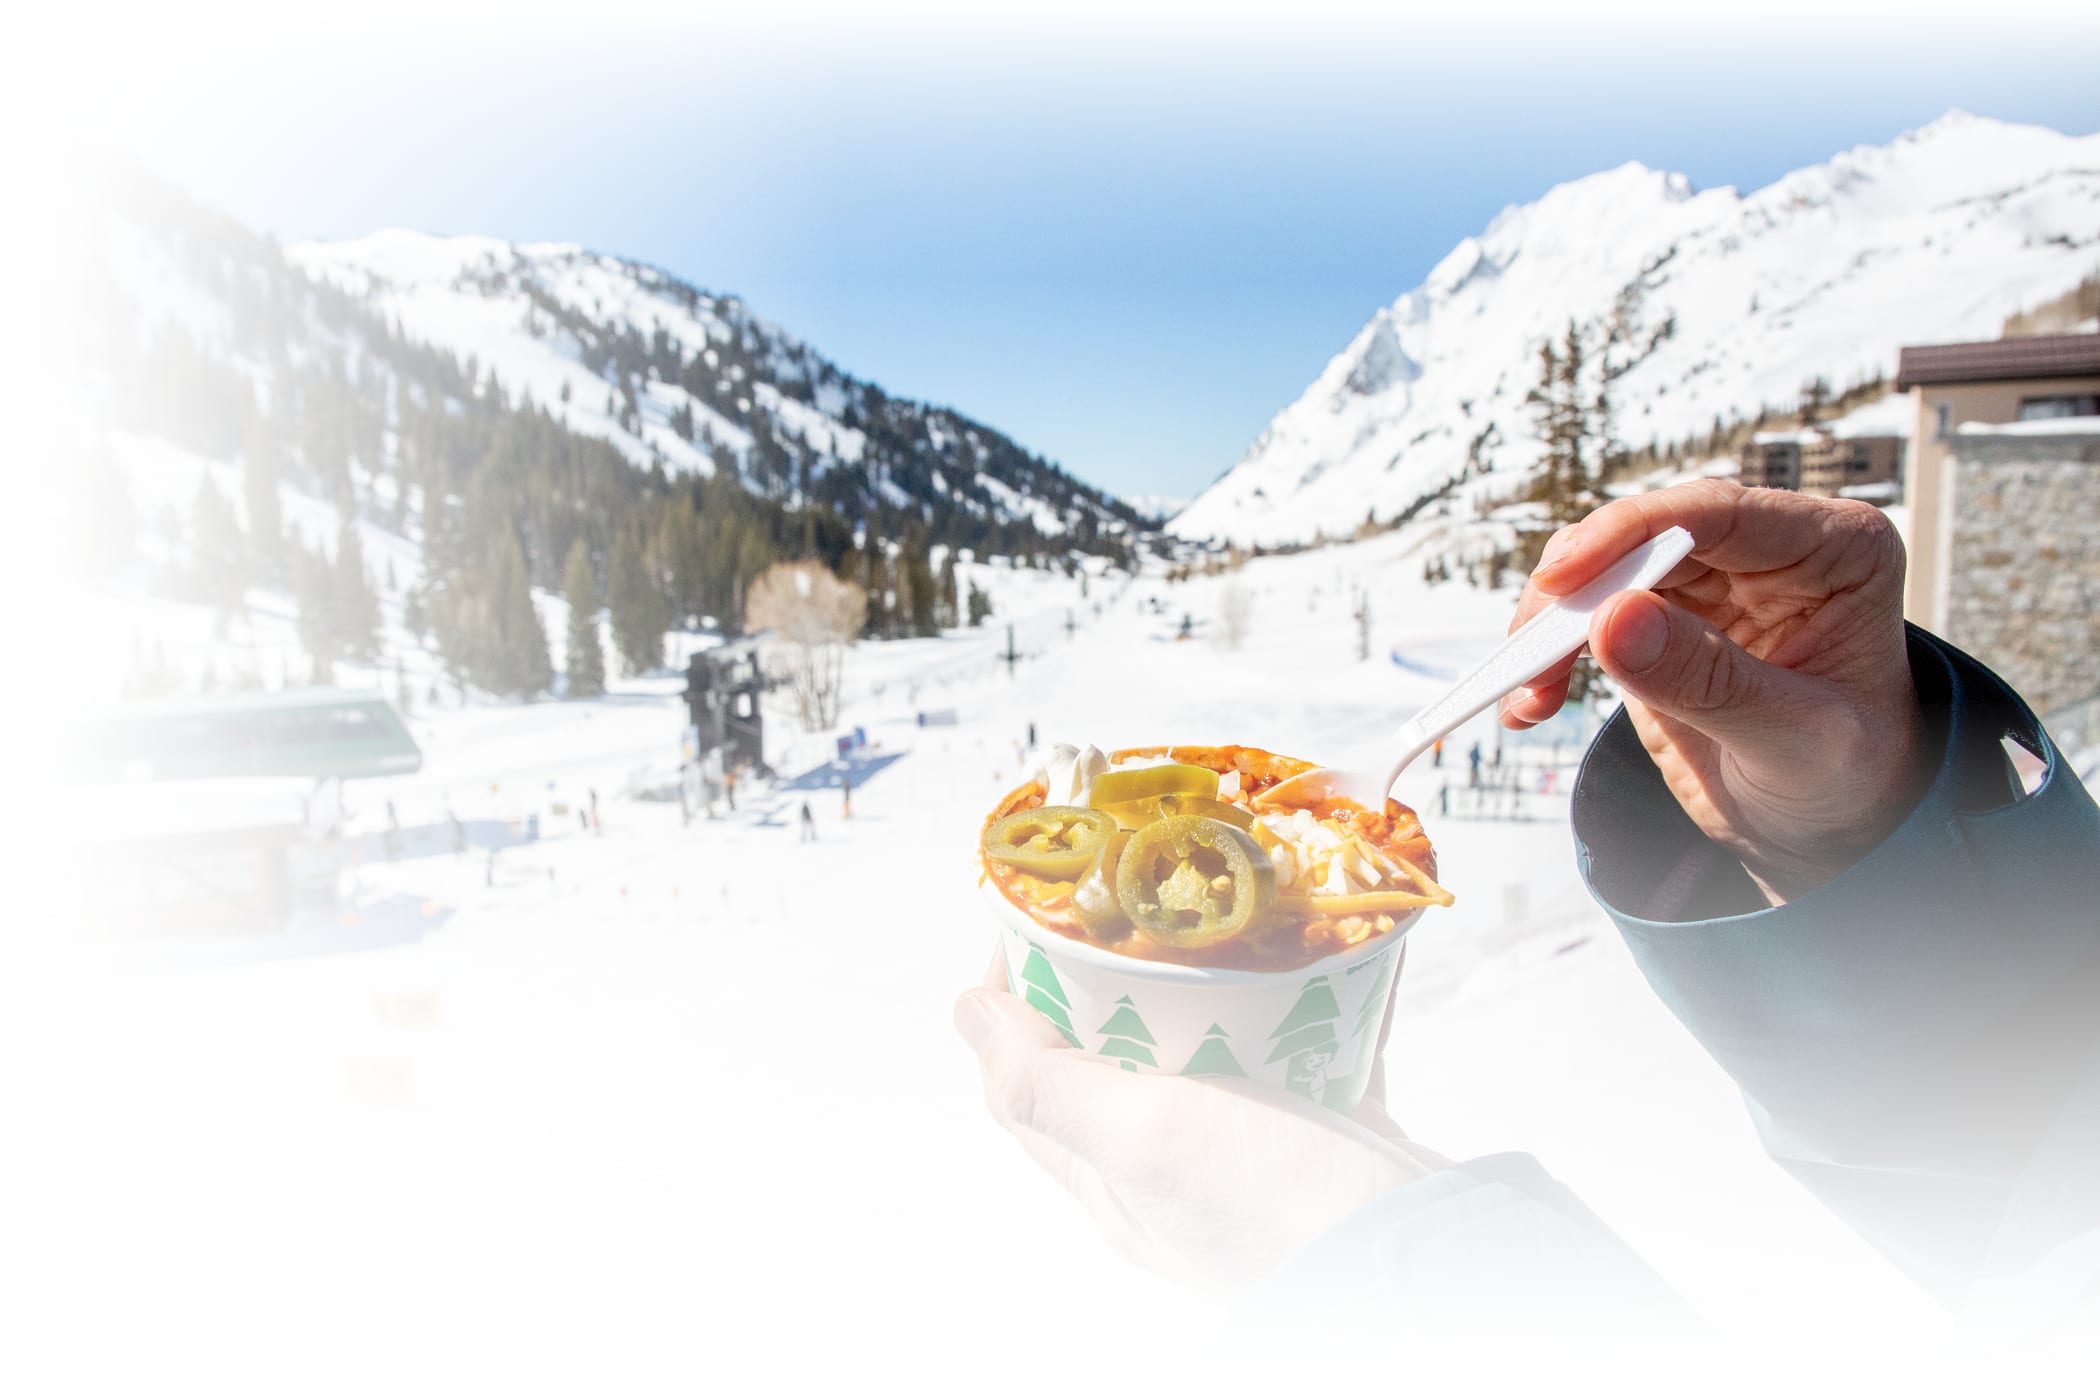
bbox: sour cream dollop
[1035,743,1110,806]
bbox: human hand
[1501,480,1930,902]
[954,955,1449,1293]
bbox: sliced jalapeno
[1116,815,1277,948]
[984,806,1117,880]
[1072,830,1134,942]
[1087,763,1217,809]
[1093,797,1167,831]
[1155,793,1254,830]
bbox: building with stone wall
[1937,424,2100,715]
[1895,332,2100,627]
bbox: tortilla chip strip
[1382,849,1454,907]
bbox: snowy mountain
[63,169,1147,703]
[288,230,1149,547]
[1172,112,2100,546]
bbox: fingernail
[1612,595,1670,673]
[1536,529,1579,578]
[954,991,996,1052]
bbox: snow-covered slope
[1173,112,2100,546]
[63,170,1145,705]
[289,230,1145,542]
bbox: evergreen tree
[242,414,283,579]
[659,494,708,626]
[731,523,773,633]
[428,529,553,698]
[190,477,248,619]
[862,545,891,638]
[333,520,382,662]
[1799,375,1831,428]
[936,549,960,630]
[1594,384,1631,490]
[487,529,553,696]
[888,541,913,637]
[402,586,428,643]
[563,538,606,699]
[606,528,666,675]
[902,529,938,637]
[1523,322,1602,529]
[292,539,339,680]
[967,581,992,627]
[300,369,355,511]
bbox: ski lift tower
[683,636,773,778]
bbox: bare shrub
[745,561,868,729]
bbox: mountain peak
[292,228,522,291]
[1906,107,1982,139]
[1172,115,2100,546]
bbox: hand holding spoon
[1257,526,1697,812]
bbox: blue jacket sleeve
[1573,626,2100,1307]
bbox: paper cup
[982,880,1416,1113]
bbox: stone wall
[1944,429,2100,715]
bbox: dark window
[1934,402,1952,440]
[2016,395,2100,421]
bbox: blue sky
[90,7,2100,504]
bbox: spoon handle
[1383,526,1697,787]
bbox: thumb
[1590,590,1817,744]
[955,985,1077,1120]
[954,985,1072,1057]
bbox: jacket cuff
[1243,1155,1694,1336]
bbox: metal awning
[71,689,423,783]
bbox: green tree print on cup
[1338,953,1399,1107]
[1181,1023,1247,1078]
[1018,944,1080,1046]
[1266,975,1343,1104]
[1352,955,1397,1044]
[1096,996,1159,1071]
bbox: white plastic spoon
[1256,526,1697,812]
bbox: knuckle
[1825,497,1888,535]
[985,1054,1040,1130]
[1683,630,1749,714]
[1820,499,1905,577]
[1688,477,1746,507]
